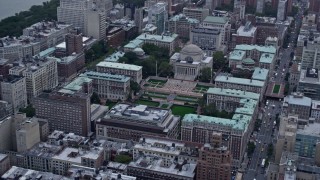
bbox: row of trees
[202,103,234,119]
[0,0,59,37]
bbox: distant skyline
[0,0,48,20]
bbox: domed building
[170,44,213,80]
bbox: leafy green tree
[159,61,173,77]
[212,51,226,69]
[142,43,169,58]
[130,81,140,95]
[199,67,212,83]
[124,51,138,64]
[19,104,36,117]
[267,143,274,157]
[90,92,101,104]
[247,142,256,157]
[114,154,132,164]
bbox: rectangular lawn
[273,84,280,94]
[171,105,196,117]
[136,100,159,107]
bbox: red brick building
[107,27,125,48]
[231,22,257,49]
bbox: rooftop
[169,14,199,24]
[81,71,130,83]
[0,153,7,162]
[59,76,92,94]
[284,93,312,107]
[252,68,269,81]
[124,39,144,49]
[259,53,275,64]
[207,87,260,100]
[235,44,276,54]
[215,75,265,87]
[96,62,142,71]
[299,69,320,84]
[1,166,70,180]
[229,50,246,61]
[129,156,196,178]
[183,113,251,131]
[52,146,103,163]
[236,25,257,37]
[203,16,228,24]
[297,123,320,137]
[311,100,320,110]
[108,103,169,123]
[136,33,178,43]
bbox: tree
[124,51,138,64]
[90,92,100,104]
[267,143,274,157]
[199,67,212,83]
[159,61,173,77]
[114,154,132,164]
[212,51,226,70]
[19,104,36,117]
[130,81,140,95]
[247,142,256,157]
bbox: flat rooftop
[312,100,320,110]
[207,87,260,100]
[236,25,257,37]
[235,44,276,54]
[108,103,169,123]
[203,16,228,24]
[284,93,312,107]
[299,69,320,84]
[96,62,142,71]
[297,123,320,137]
[259,53,275,64]
[104,51,125,62]
[136,33,178,43]
[59,76,92,94]
[252,68,269,81]
[81,71,130,83]
[229,50,246,61]
[215,75,265,87]
[129,156,196,178]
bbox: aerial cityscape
[0,0,318,179]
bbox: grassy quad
[171,105,196,117]
[273,84,281,94]
[136,100,160,107]
[192,84,211,93]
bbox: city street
[243,3,305,180]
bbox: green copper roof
[252,68,269,81]
[242,58,255,64]
[259,53,275,64]
[229,50,246,61]
[215,76,265,87]
[203,16,228,24]
[207,87,260,100]
[235,44,276,54]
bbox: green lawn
[106,101,117,108]
[160,104,169,108]
[171,105,196,117]
[175,96,198,102]
[148,79,167,84]
[273,84,281,94]
[136,100,160,107]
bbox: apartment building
[0,154,10,176]
[16,117,41,153]
[96,62,142,83]
[96,103,181,142]
[132,136,202,164]
[80,71,130,100]
[297,68,320,100]
[168,14,199,39]
[51,54,85,81]
[0,75,27,113]
[277,0,287,21]
[9,57,58,100]
[202,16,231,45]
[182,7,209,22]
[214,75,266,98]
[1,166,67,179]
[207,88,260,113]
[0,36,40,61]
[282,92,312,119]
[127,156,196,180]
[274,114,298,163]
[52,146,104,175]
[295,123,320,158]
[23,21,72,50]
[85,9,106,40]
[301,37,320,70]
[231,22,257,49]
[34,77,92,136]
[311,100,320,122]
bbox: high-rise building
[282,92,312,119]
[134,8,144,33]
[168,14,199,39]
[9,57,59,100]
[148,3,168,35]
[256,0,264,14]
[0,75,27,113]
[57,0,91,32]
[301,37,320,70]
[297,68,320,100]
[85,9,106,40]
[204,0,221,13]
[16,117,41,152]
[231,22,257,49]
[197,135,232,180]
[65,29,83,55]
[190,26,222,55]
[202,16,231,45]
[277,0,287,21]
[182,7,209,22]
[309,0,320,13]
[34,77,92,136]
